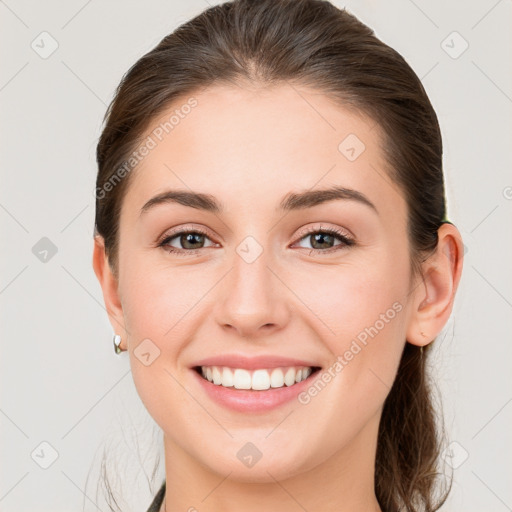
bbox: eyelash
[157,225,355,257]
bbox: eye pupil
[311,232,334,249]
[182,232,204,249]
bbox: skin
[93,82,464,512]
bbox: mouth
[192,365,322,391]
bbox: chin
[199,444,317,484]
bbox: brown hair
[94,0,452,509]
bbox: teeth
[212,367,222,385]
[233,369,252,389]
[284,367,296,386]
[222,366,234,387]
[199,365,314,390]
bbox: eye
[292,225,355,255]
[157,224,355,257]
[157,227,217,256]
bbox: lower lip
[190,368,321,413]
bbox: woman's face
[110,83,420,481]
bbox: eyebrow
[139,185,378,216]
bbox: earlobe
[92,236,127,348]
[406,223,464,347]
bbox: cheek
[297,259,407,340]
[292,257,409,389]
[120,253,207,340]
[119,258,203,429]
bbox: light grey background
[1,1,511,511]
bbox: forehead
[123,82,404,221]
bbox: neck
[160,413,383,512]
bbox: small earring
[113,334,123,354]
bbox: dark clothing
[146,481,166,512]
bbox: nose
[213,248,291,339]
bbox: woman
[92,0,464,510]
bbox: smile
[196,365,319,390]
[191,364,322,413]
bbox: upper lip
[191,354,322,370]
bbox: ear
[406,222,464,347]
[92,235,127,350]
